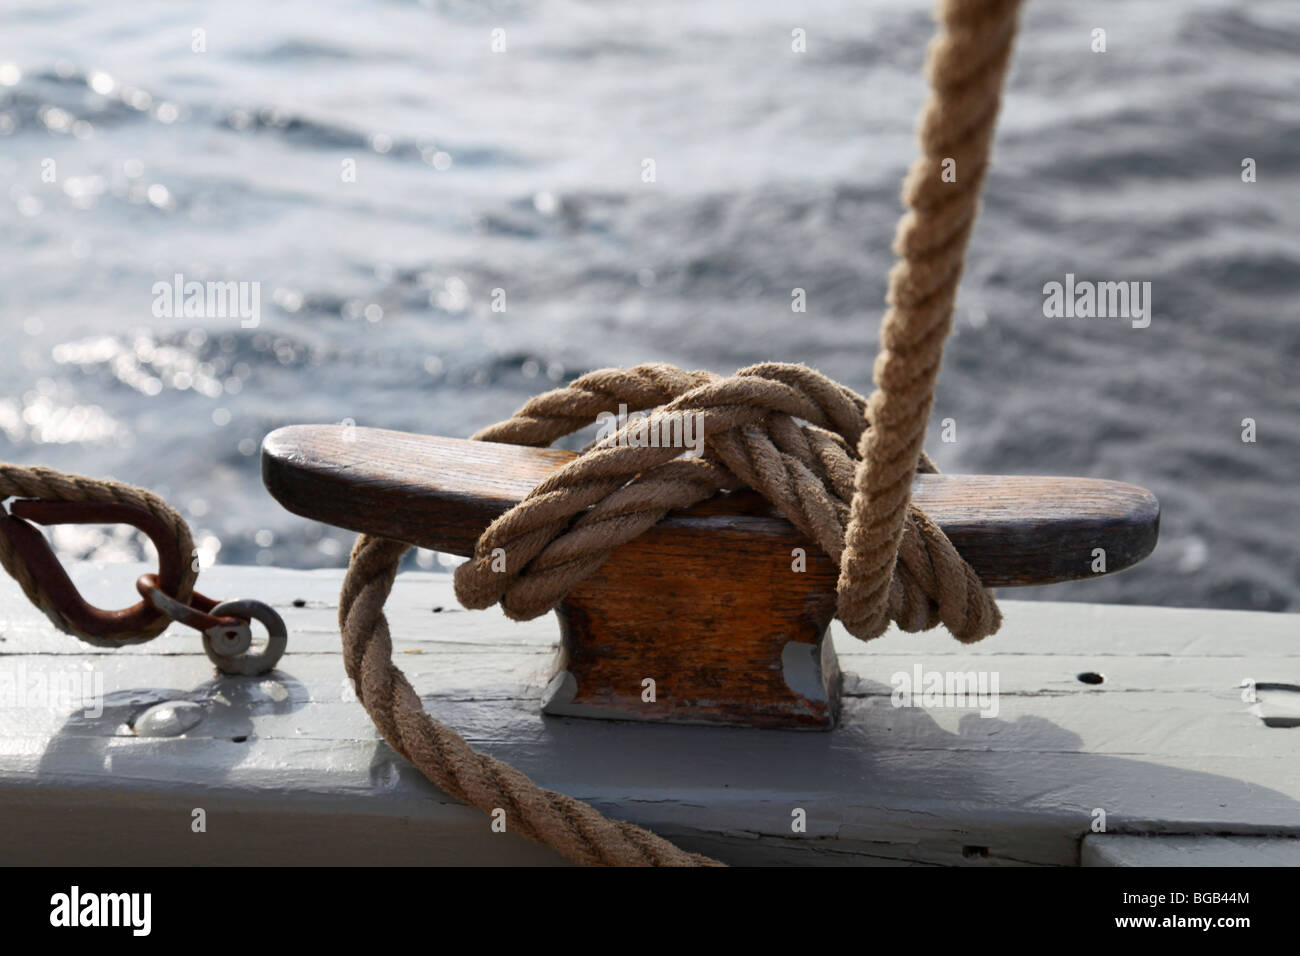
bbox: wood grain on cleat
[262,425,1160,730]
[262,425,1159,585]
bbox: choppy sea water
[1,0,1297,613]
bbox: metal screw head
[204,622,252,657]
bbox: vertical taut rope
[339,0,1024,865]
[838,0,1023,639]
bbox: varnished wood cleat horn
[261,425,1160,730]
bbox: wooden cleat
[262,424,1160,730]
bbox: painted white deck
[1,562,1296,866]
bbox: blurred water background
[1,0,1297,612]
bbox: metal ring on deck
[205,599,287,676]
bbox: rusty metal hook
[0,498,232,641]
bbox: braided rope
[0,464,197,643]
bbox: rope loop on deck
[341,0,1025,866]
[456,361,1000,641]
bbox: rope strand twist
[453,362,1000,641]
[0,464,197,643]
[0,0,1025,868]
[339,0,1025,866]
